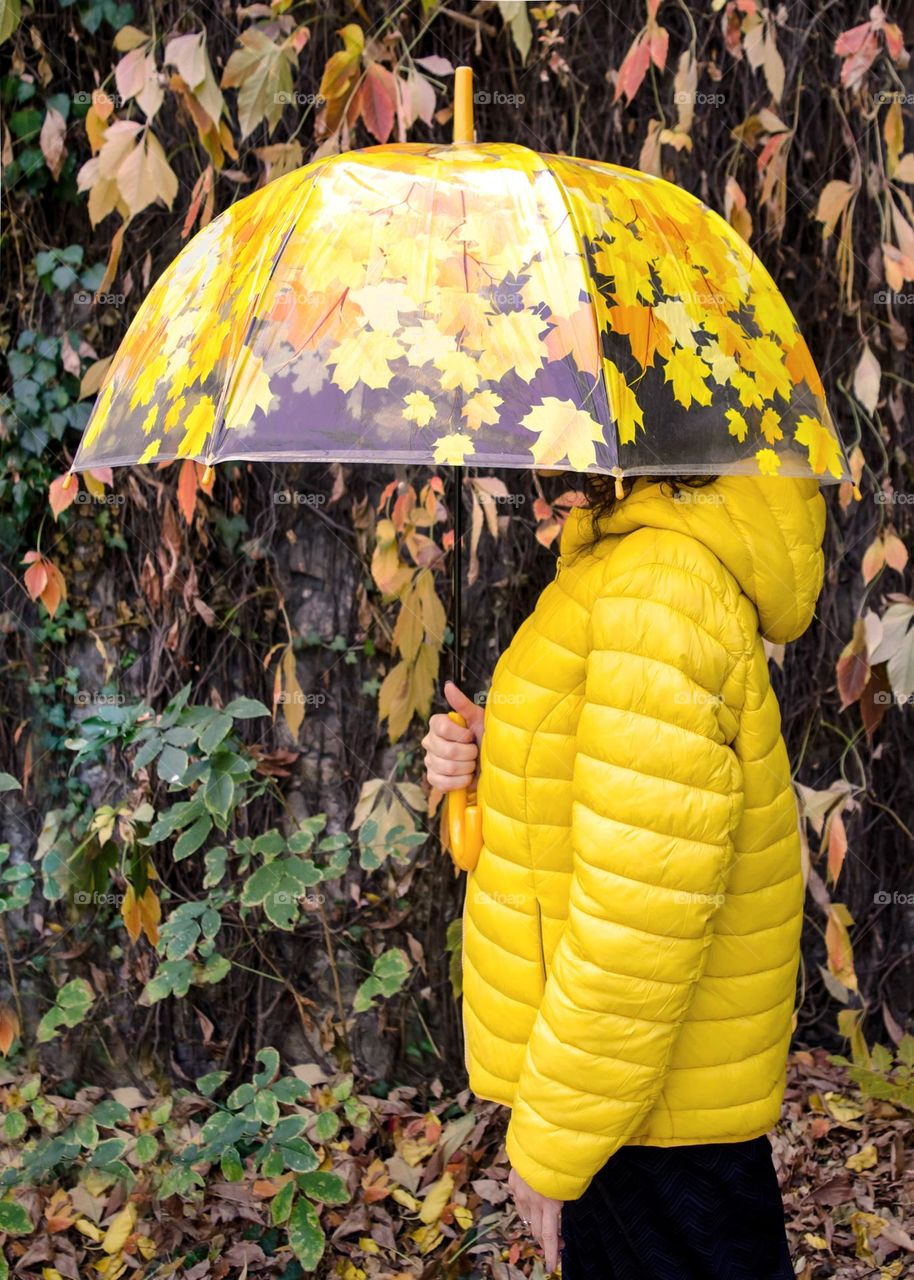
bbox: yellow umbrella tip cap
[453,66,474,144]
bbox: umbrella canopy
[70,82,850,485]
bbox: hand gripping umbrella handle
[446,711,483,872]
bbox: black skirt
[560,1136,794,1280]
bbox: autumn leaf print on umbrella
[69,69,849,486]
[67,65,852,868]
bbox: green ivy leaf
[287,1196,325,1271]
[254,1047,280,1087]
[173,815,213,861]
[312,1111,339,1141]
[195,1070,228,1098]
[133,1134,159,1164]
[271,1179,295,1225]
[296,1171,349,1205]
[221,1145,244,1181]
[279,1137,320,1174]
[73,1114,99,1148]
[36,978,94,1043]
[198,712,233,754]
[223,697,270,719]
[0,1200,32,1235]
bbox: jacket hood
[559,475,827,645]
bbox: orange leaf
[826,810,848,886]
[177,459,198,523]
[0,1002,19,1056]
[825,903,858,992]
[861,536,885,586]
[49,474,78,520]
[884,532,908,573]
[22,551,67,617]
[121,884,142,944]
[836,619,869,709]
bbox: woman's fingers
[426,712,475,743]
[540,1202,562,1273]
[422,738,478,765]
[422,713,479,792]
[426,771,475,792]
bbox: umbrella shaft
[452,466,462,688]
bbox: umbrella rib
[206,164,328,466]
[541,161,618,466]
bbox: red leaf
[360,63,397,143]
[614,35,651,104]
[836,620,869,709]
[649,27,669,71]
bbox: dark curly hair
[577,472,720,546]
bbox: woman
[423,470,827,1278]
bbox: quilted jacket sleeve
[504,528,753,1200]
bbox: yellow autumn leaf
[452,1203,473,1229]
[391,1187,421,1211]
[701,338,739,385]
[75,1218,105,1242]
[662,345,713,407]
[410,1221,444,1254]
[803,1233,828,1249]
[755,448,781,476]
[94,1257,129,1280]
[521,397,605,470]
[401,320,455,368]
[224,348,274,432]
[138,439,161,464]
[101,1202,137,1254]
[476,310,546,383]
[461,390,502,431]
[419,1171,453,1224]
[823,1092,864,1122]
[135,1235,157,1260]
[731,368,764,410]
[280,644,304,739]
[795,414,845,479]
[845,1144,877,1172]
[432,432,475,465]
[177,395,216,459]
[604,360,643,444]
[164,394,186,433]
[726,408,749,442]
[329,330,404,393]
[403,391,436,428]
[739,334,793,402]
[759,407,783,444]
[435,349,480,395]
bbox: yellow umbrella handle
[446,711,483,872]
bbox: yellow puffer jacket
[462,474,826,1201]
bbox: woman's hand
[508,1166,564,1274]
[422,681,484,792]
